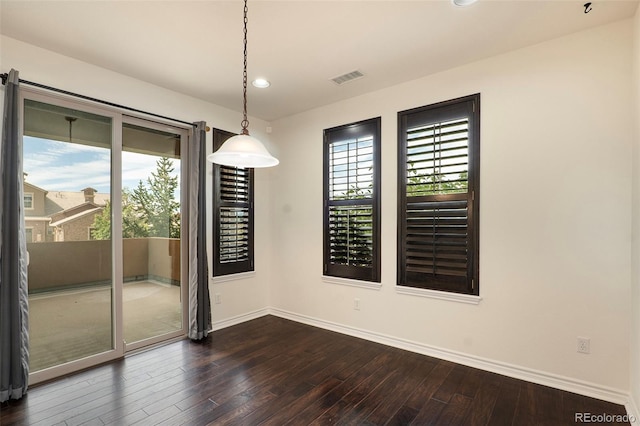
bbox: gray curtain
[188,121,211,340]
[0,69,29,402]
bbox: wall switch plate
[354,298,360,311]
[215,293,221,305]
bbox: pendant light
[207,0,279,168]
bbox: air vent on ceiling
[331,70,364,85]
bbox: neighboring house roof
[44,190,109,216]
[23,181,49,195]
[22,181,109,226]
[50,201,102,223]
[49,207,103,227]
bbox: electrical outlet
[215,293,222,305]
[354,298,360,311]
[577,337,590,354]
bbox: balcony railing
[26,238,181,293]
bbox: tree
[91,189,150,239]
[330,181,374,267]
[407,165,468,196]
[91,201,111,240]
[91,157,180,239]
[131,157,180,238]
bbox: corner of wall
[631,3,640,415]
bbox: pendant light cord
[241,0,250,135]
[65,116,76,143]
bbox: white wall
[0,35,275,326]
[631,5,640,414]
[1,16,637,403]
[270,20,633,395]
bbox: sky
[23,136,181,196]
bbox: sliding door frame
[121,115,190,353]
[20,88,191,385]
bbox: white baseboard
[269,307,630,407]
[626,396,640,424]
[211,308,270,331]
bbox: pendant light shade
[206,133,279,168]
[208,0,279,169]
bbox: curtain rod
[1,72,195,128]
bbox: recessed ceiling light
[252,78,270,88]
[452,0,477,6]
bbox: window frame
[397,94,480,295]
[25,227,34,243]
[211,128,255,277]
[24,192,34,210]
[323,117,381,283]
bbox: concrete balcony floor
[29,281,182,372]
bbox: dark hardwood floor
[0,315,630,425]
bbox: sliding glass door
[21,90,189,383]
[23,95,118,379]
[121,118,187,349]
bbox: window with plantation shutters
[212,128,254,276]
[398,94,480,295]
[323,118,381,282]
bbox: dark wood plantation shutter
[213,128,254,276]
[323,118,381,282]
[398,95,480,295]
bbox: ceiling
[1,0,638,122]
